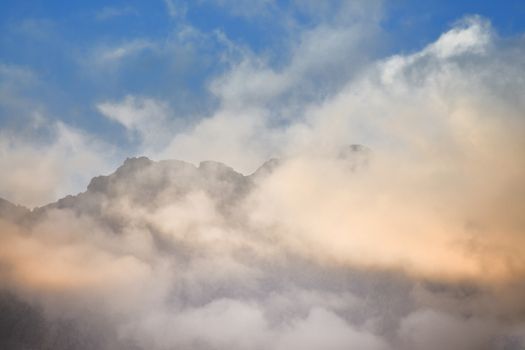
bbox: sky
[1,0,525,207]
[1,1,525,349]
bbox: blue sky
[1,0,523,135]
[1,0,525,206]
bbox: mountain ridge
[0,156,287,228]
[0,144,368,222]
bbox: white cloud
[158,108,279,173]
[0,119,117,207]
[150,16,525,282]
[11,18,56,40]
[97,95,173,152]
[97,95,168,131]
[0,63,38,112]
[399,309,497,350]
[275,308,388,350]
[210,17,378,110]
[158,5,381,171]
[163,0,187,18]
[96,39,155,63]
[2,12,525,350]
[205,0,277,18]
[95,6,138,21]
[426,16,492,58]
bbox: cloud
[1,11,525,350]
[157,108,280,173]
[144,16,525,284]
[241,16,525,281]
[208,2,381,108]
[292,0,383,25]
[95,6,138,21]
[163,0,187,19]
[274,307,388,350]
[9,18,56,41]
[398,309,498,350]
[0,119,117,207]
[97,95,168,130]
[203,0,277,19]
[157,2,382,172]
[0,63,39,114]
[94,39,156,64]
[97,95,173,151]
[426,16,492,58]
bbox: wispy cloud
[95,6,138,21]
[163,0,187,18]
[97,95,174,152]
[9,18,56,40]
[96,39,156,63]
[0,118,117,207]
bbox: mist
[1,12,525,350]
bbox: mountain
[0,156,287,226]
[0,145,368,224]
[1,148,524,350]
[0,197,30,223]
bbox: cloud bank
[1,11,525,350]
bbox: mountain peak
[119,156,154,172]
[250,158,281,179]
[0,197,30,223]
[198,160,238,175]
